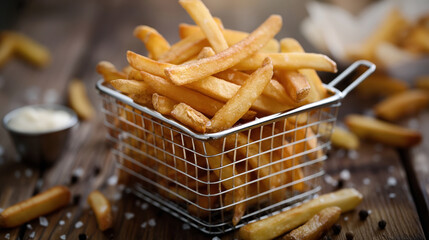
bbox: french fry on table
[68,79,96,120]
[356,72,409,98]
[345,114,422,148]
[239,188,363,240]
[374,89,429,121]
[0,33,15,68]
[283,206,341,240]
[133,25,170,60]
[0,186,71,228]
[87,190,113,231]
[330,126,360,150]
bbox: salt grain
[227,73,234,81]
[344,216,349,221]
[125,187,132,194]
[389,193,396,199]
[118,184,125,191]
[36,179,44,190]
[363,178,371,185]
[125,212,135,220]
[108,175,118,186]
[73,168,84,178]
[5,233,10,239]
[335,149,346,158]
[141,203,149,210]
[60,234,66,240]
[29,231,36,238]
[74,221,83,229]
[141,222,147,228]
[27,224,32,229]
[387,177,397,186]
[39,216,49,227]
[112,192,122,201]
[368,210,372,215]
[59,220,65,226]
[148,218,156,227]
[25,168,33,178]
[347,150,359,160]
[340,169,351,181]
[182,223,190,230]
[324,174,337,186]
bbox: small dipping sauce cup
[2,104,78,167]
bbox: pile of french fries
[97,0,340,226]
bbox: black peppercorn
[78,233,87,240]
[93,166,101,176]
[337,179,344,188]
[70,175,79,185]
[359,209,369,221]
[73,195,81,205]
[332,223,342,235]
[378,219,387,230]
[346,232,354,240]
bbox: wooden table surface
[0,0,427,239]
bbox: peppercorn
[93,166,101,176]
[359,209,369,221]
[73,195,81,205]
[70,174,79,185]
[378,219,387,230]
[346,232,354,240]
[78,233,87,240]
[332,223,342,235]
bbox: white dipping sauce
[7,107,73,133]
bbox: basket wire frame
[96,60,375,235]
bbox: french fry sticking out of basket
[345,114,422,148]
[171,103,211,133]
[96,61,126,82]
[283,206,341,240]
[0,186,71,228]
[152,93,177,115]
[239,188,363,240]
[133,25,170,60]
[68,79,96,120]
[87,190,113,231]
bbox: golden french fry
[210,58,273,131]
[179,0,228,53]
[239,188,363,240]
[345,114,422,148]
[356,72,409,98]
[234,52,337,73]
[179,23,280,52]
[128,50,172,77]
[152,93,177,115]
[158,35,208,64]
[0,186,71,228]
[196,46,216,59]
[171,103,211,133]
[164,15,282,85]
[68,79,95,120]
[283,207,341,240]
[374,89,429,121]
[87,190,113,231]
[281,143,306,192]
[331,126,360,150]
[96,61,127,82]
[128,93,153,107]
[404,26,429,52]
[416,75,429,91]
[133,25,170,60]
[0,33,15,68]
[109,79,153,95]
[275,70,310,102]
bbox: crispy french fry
[179,0,228,53]
[210,58,273,131]
[109,79,153,95]
[234,52,337,73]
[404,26,429,53]
[345,114,422,148]
[283,206,341,240]
[239,188,363,240]
[275,70,310,102]
[196,46,216,59]
[331,126,360,150]
[0,33,15,68]
[356,72,409,98]
[179,23,280,52]
[171,103,211,133]
[135,70,256,120]
[152,93,177,115]
[0,186,71,228]
[87,190,113,231]
[133,25,170,60]
[374,89,429,121]
[68,79,95,120]
[4,32,51,68]
[416,75,429,91]
[96,61,127,82]
[164,15,282,85]
[128,93,153,107]
[158,35,208,64]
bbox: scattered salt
[324,174,337,186]
[387,177,397,186]
[5,233,10,239]
[141,222,147,228]
[389,193,396,199]
[29,231,36,238]
[36,179,44,190]
[212,237,221,240]
[368,210,372,215]
[347,150,358,160]
[74,221,83,229]
[73,168,84,178]
[26,224,32,229]
[14,170,21,179]
[125,212,135,220]
[339,169,351,181]
[363,178,371,185]
[25,169,33,178]
[59,220,65,226]
[60,234,66,240]
[182,223,190,230]
[148,218,156,227]
[344,216,349,221]
[66,212,72,219]
[112,192,122,201]
[108,175,118,186]
[141,203,149,210]
[39,216,49,227]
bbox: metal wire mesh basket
[96,60,375,234]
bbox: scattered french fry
[68,79,96,120]
[0,186,70,228]
[0,33,15,68]
[87,190,113,231]
[345,114,422,148]
[283,206,341,240]
[239,188,363,240]
[356,72,409,98]
[374,89,429,121]
[331,126,360,150]
[8,32,51,68]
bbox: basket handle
[328,60,376,98]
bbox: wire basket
[96,60,375,234]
